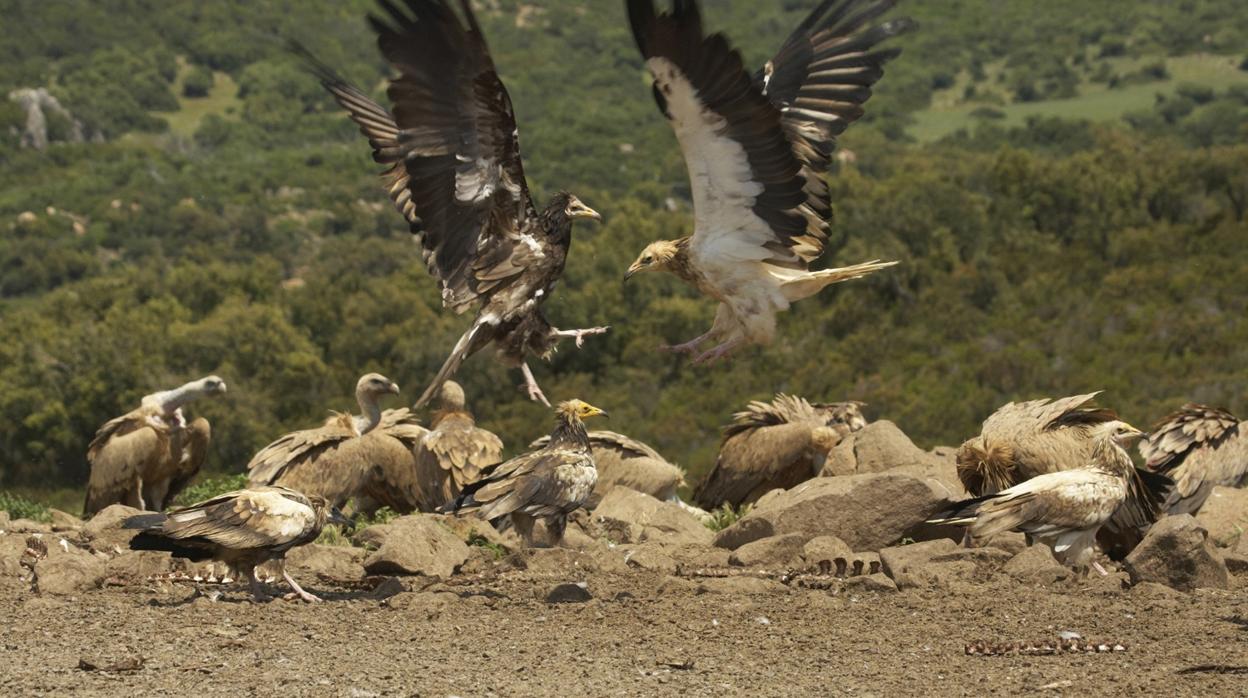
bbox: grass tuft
[0,491,52,522]
[704,503,750,532]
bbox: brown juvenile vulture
[693,395,866,509]
[246,373,408,508]
[413,381,504,511]
[955,392,1173,559]
[932,421,1146,574]
[531,430,687,506]
[622,0,910,363]
[299,0,607,407]
[84,375,227,516]
[446,399,607,546]
[1139,403,1247,516]
[124,486,350,602]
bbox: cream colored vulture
[1140,403,1247,516]
[955,392,1173,559]
[933,421,1146,574]
[84,375,227,516]
[693,395,866,509]
[413,381,504,511]
[124,486,350,602]
[447,399,607,547]
[531,429,686,506]
[246,374,420,510]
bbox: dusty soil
[1,550,1245,697]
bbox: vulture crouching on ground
[531,429,688,507]
[1140,403,1247,516]
[414,381,504,511]
[932,421,1146,575]
[84,375,227,516]
[693,395,865,509]
[125,486,350,602]
[446,399,607,547]
[299,0,607,407]
[623,0,911,364]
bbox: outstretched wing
[246,415,357,487]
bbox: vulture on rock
[623,0,910,363]
[301,0,607,407]
[531,430,687,506]
[84,375,227,516]
[124,486,350,602]
[693,395,866,509]
[1139,403,1247,516]
[933,421,1147,574]
[446,399,607,546]
[414,381,504,511]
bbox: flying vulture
[446,399,607,547]
[413,380,504,511]
[1139,403,1247,516]
[531,429,688,506]
[693,395,866,509]
[301,0,606,407]
[623,0,911,364]
[933,421,1146,574]
[955,392,1173,559]
[84,375,227,516]
[124,486,350,602]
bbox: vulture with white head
[1139,403,1247,516]
[623,0,910,364]
[532,430,688,506]
[413,380,504,511]
[84,375,227,516]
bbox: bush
[0,491,51,522]
[183,66,215,98]
[173,473,248,508]
[970,106,1006,120]
[1175,82,1215,105]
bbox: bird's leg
[552,325,610,349]
[248,567,272,602]
[279,560,322,603]
[511,512,536,548]
[692,338,745,366]
[519,363,551,407]
[660,330,715,355]
[1091,560,1109,577]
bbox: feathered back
[1141,404,1239,473]
[1139,403,1244,514]
[84,405,173,516]
[530,430,686,503]
[724,394,834,439]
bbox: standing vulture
[124,486,350,602]
[84,375,227,516]
[1139,403,1247,516]
[693,395,866,509]
[246,373,411,509]
[300,0,606,407]
[447,399,607,547]
[932,421,1146,574]
[530,429,688,506]
[622,0,910,364]
[414,381,504,511]
[955,392,1173,559]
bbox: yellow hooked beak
[583,404,609,419]
[570,206,602,222]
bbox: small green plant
[0,491,52,522]
[704,503,750,532]
[315,523,354,547]
[466,532,507,560]
[173,473,249,508]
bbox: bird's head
[814,401,868,432]
[556,399,609,422]
[197,375,228,396]
[625,240,680,280]
[1101,420,1146,447]
[439,380,466,411]
[357,373,401,398]
[559,193,602,223]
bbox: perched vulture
[955,392,1173,560]
[447,399,607,546]
[246,373,410,509]
[530,429,687,506]
[1139,403,1247,516]
[932,421,1146,574]
[693,395,866,509]
[623,0,910,363]
[84,375,227,516]
[301,0,606,407]
[124,486,350,602]
[413,381,504,511]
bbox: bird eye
[642,255,653,264]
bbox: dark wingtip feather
[122,513,167,530]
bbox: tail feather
[1097,467,1176,560]
[122,513,168,530]
[779,259,899,301]
[927,493,998,526]
[415,320,488,411]
[127,532,215,562]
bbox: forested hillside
[1,0,1246,498]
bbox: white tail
[780,259,899,301]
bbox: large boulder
[729,534,806,568]
[1124,514,1230,591]
[820,421,940,475]
[1002,544,1073,585]
[592,487,712,547]
[1195,486,1248,548]
[80,504,145,554]
[103,550,174,584]
[284,544,366,581]
[48,509,83,532]
[35,536,106,595]
[0,511,10,530]
[356,515,471,578]
[713,473,951,552]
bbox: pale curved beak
[624,262,643,282]
[573,207,602,222]
[389,382,401,395]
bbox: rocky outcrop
[592,487,713,547]
[1124,515,1230,591]
[355,515,471,578]
[7,88,85,150]
[1194,486,1248,548]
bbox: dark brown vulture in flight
[1139,403,1247,516]
[84,375,227,516]
[125,486,350,602]
[300,0,607,407]
[933,421,1146,575]
[447,399,607,547]
[693,395,866,509]
[413,380,504,511]
[531,429,688,507]
[622,0,910,364]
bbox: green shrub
[0,491,51,522]
[182,66,215,98]
[173,473,248,508]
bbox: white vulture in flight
[1139,403,1247,516]
[623,0,911,364]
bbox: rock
[284,544,365,581]
[35,538,105,595]
[621,544,678,574]
[1124,515,1230,591]
[880,539,985,589]
[801,536,853,568]
[729,534,807,568]
[430,514,515,553]
[0,511,10,530]
[356,515,471,578]
[1222,552,1248,576]
[48,509,83,532]
[8,519,52,533]
[593,488,713,547]
[103,551,174,583]
[0,534,27,576]
[544,582,593,603]
[715,474,950,552]
[880,539,958,578]
[1195,486,1248,548]
[842,573,898,593]
[696,576,789,595]
[80,505,145,553]
[1003,545,1073,585]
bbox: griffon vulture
[300,0,607,407]
[413,381,504,511]
[1140,403,1247,516]
[447,399,607,546]
[124,486,350,602]
[623,0,910,363]
[693,395,866,509]
[933,421,1147,574]
[84,375,227,516]
[531,429,688,506]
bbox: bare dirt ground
[2,552,1245,697]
